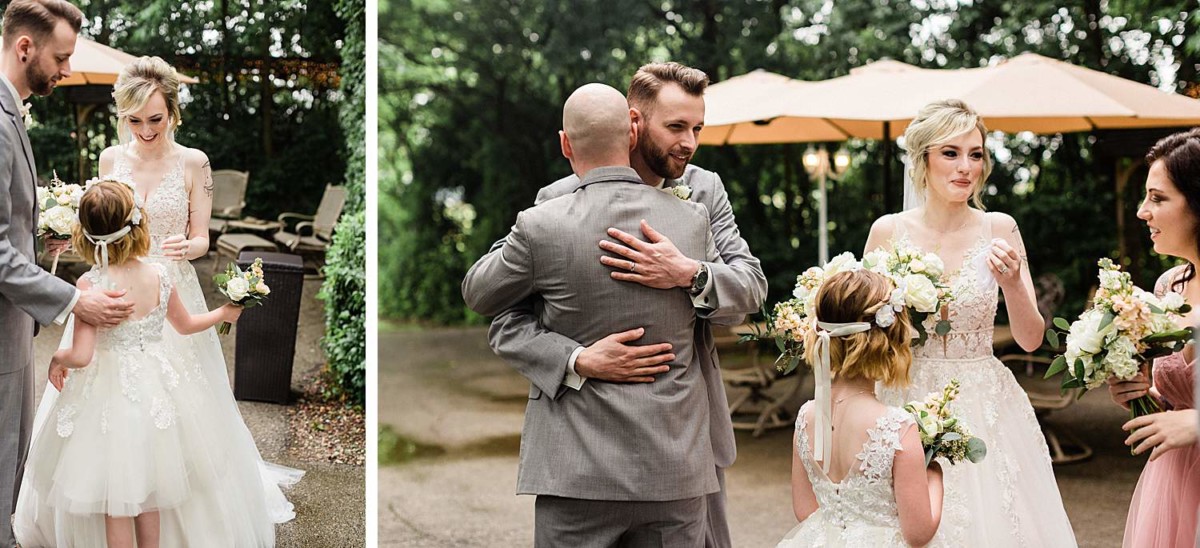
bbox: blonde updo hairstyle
[802,270,914,388]
[112,56,182,143]
[72,180,150,266]
[903,99,993,209]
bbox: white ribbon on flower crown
[812,319,873,475]
[83,226,132,288]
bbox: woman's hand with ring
[160,234,190,261]
[987,238,1021,283]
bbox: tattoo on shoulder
[201,160,214,197]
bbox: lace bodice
[88,263,172,352]
[894,215,998,360]
[796,402,913,531]
[110,146,190,256]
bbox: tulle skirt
[1123,442,1200,547]
[776,510,908,548]
[880,355,1078,548]
[14,258,301,547]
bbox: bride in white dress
[15,57,300,546]
[865,99,1077,546]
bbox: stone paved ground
[34,255,365,547]
[380,325,1145,548]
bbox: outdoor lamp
[802,146,849,266]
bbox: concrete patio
[380,325,1149,547]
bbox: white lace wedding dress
[877,218,1077,547]
[778,403,915,547]
[14,147,301,546]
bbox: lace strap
[795,401,816,471]
[856,407,912,480]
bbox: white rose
[909,259,926,273]
[65,185,84,207]
[54,191,71,205]
[903,274,939,313]
[36,187,50,207]
[862,250,888,272]
[226,277,250,301]
[1162,292,1185,311]
[824,252,860,276]
[42,205,76,237]
[793,284,811,300]
[922,253,944,277]
[1065,309,1113,357]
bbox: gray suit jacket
[0,85,76,374]
[463,166,721,501]
[486,164,767,469]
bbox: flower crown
[83,176,143,227]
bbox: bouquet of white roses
[742,252,863,374]
[37,171,85,274]
[862,238,954,345]
[1045,258,1192,421]
[904,379,987,466]
[213,257,270,335]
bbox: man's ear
[13,35,34,63]
[628,120,638,153]
[559,130,572,160]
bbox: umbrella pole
[818,169,828,266]
[883,121,894,212]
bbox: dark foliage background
[382,1,1198,324]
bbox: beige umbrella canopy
[58,36,198,86]
[703,52,1200,143]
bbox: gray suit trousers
[0,365,33,548]
[535,495,707,548]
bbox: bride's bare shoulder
[179,146,211,169]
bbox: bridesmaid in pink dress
[1109,128,1200,548]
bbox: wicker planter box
[233,251,305,404]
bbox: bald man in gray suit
[464,83,720,547]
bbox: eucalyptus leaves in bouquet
[213,257,271,335]
[903,379,987,466]
[1044,258,1193,421]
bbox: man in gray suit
[0,1,134,544]
[463,83,720,546]
[487,63,767,547]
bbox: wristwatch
[688,263,709,296]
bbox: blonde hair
[903,99,993,209]
[72,181,150,266]
[802,270,913,388]
[113,56,182,143]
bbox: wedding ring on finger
[629,262,637,273]
[999,264,1010,274]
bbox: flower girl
[15,180,279,547]
[778,270,944,547]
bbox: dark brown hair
[1145,127,1200,292]
[2,0,83,47]
[626,62,708,118]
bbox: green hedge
[319,0,365,405]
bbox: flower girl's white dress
[777,402,915,547]
[14,264,287,547]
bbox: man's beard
[25,62,56,97]
[637,136,688,180]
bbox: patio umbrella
[59,36,198,86]
[701,53,1200,261]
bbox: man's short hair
[627,62,709,117]
[2,0,83,48]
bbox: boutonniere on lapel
[669,184,692,200]
[19,103,32,126]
